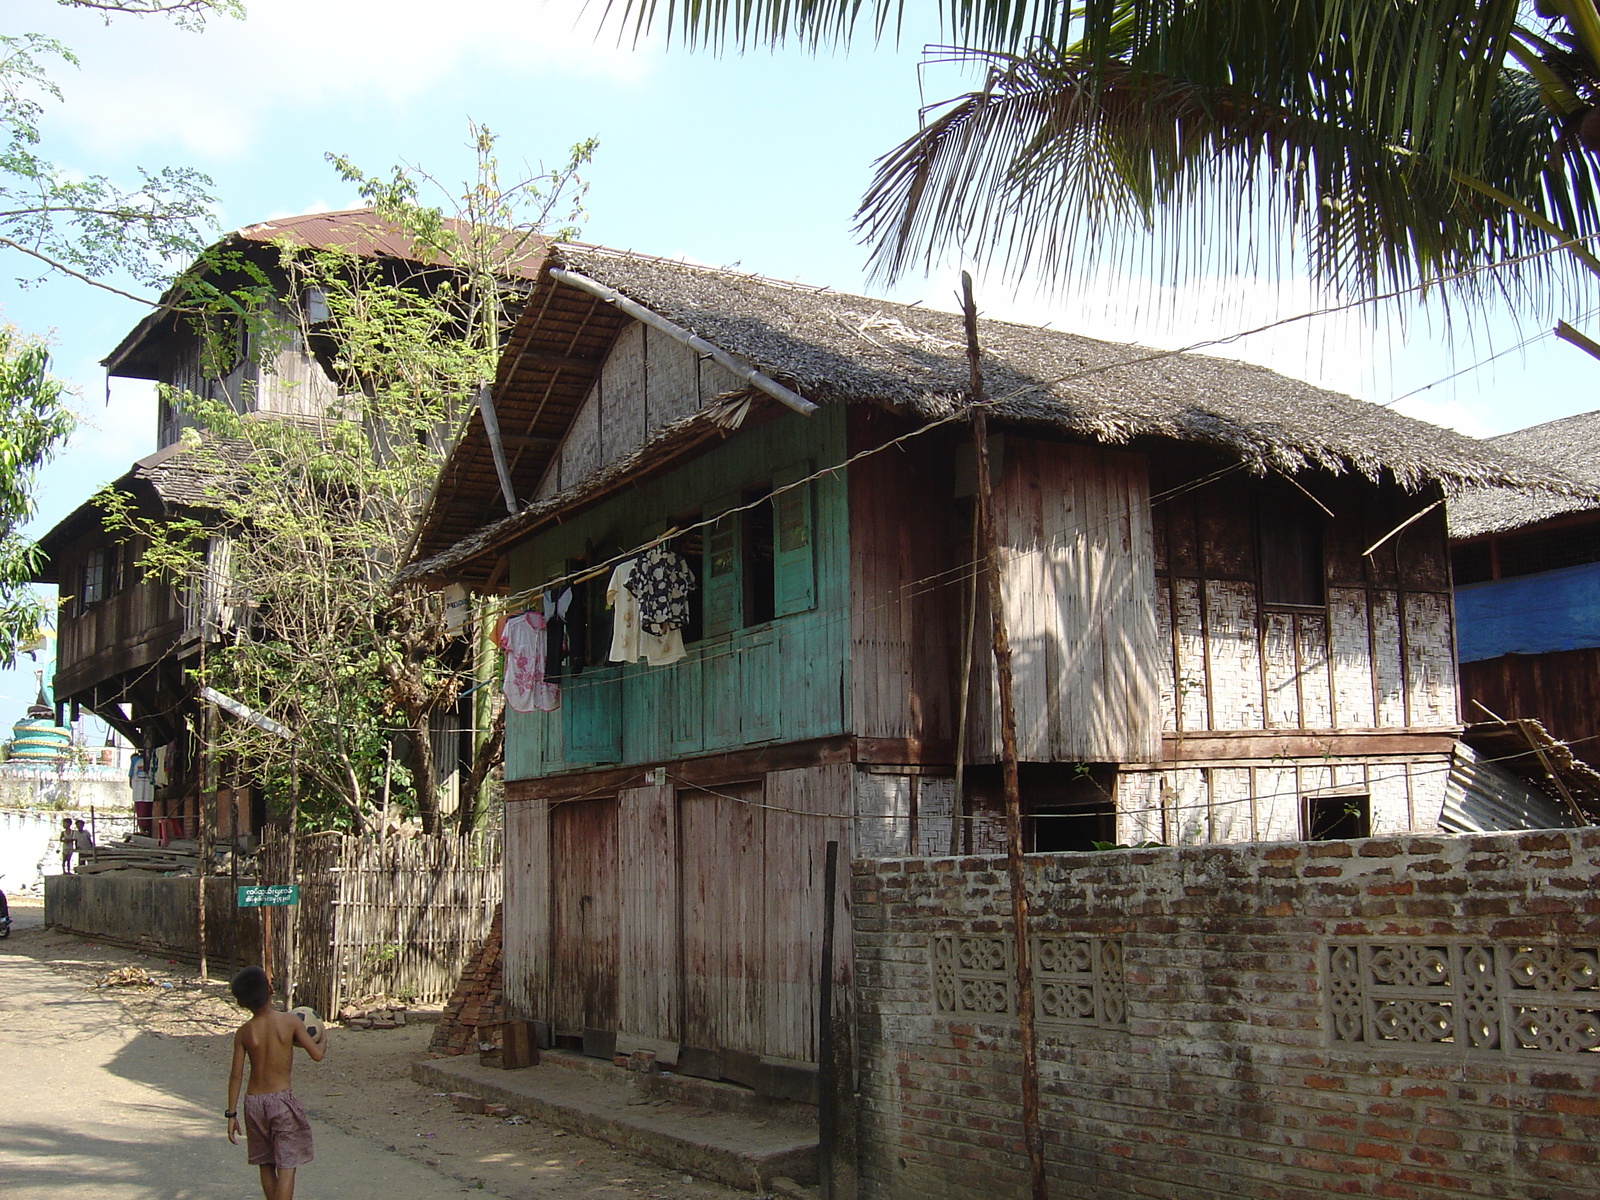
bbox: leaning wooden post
[817,839,840,1200]
[286,750,300,1010]
[197,673,212,983]
[963,271,1047,1199]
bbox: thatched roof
[1448,410,1600,540]
[31,434,253,585]
[404,244,1588,584]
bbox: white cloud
[13,0,652,160]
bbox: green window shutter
[772,463,815,617]
[563,665,622,763]
[703,492,743,636]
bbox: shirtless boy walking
[225,966,327,1200]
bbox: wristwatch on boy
[225,1110,237,1119]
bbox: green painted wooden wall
[505,407,849,780]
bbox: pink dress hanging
[497,611,560,713]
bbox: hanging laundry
[608,559,686,667]
[498,610,560,713]
[625,544,697,636]
[544,587,574,679]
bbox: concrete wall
[0,806,135,892]
[852,831,1600,1200]
[45,874,262,970]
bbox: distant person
[226,966,326,1200]
[72,819,94,862]
[58,818,74,873]
[129,750,154,836]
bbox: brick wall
[852,830,1600,1200]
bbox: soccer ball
[291,1006,324,1041]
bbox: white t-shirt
[607,560,685,667]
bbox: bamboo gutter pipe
[547,268,819,418]
[476,383,520,515]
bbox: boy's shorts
[243,1090,314,1168]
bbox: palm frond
[594,0,1071,50]
[857,17,1600,318]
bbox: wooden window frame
[1258,488,1327,610]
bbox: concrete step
[412,1054,818,1192]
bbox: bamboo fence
[259,830,501,1017]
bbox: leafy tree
[104,131,595,834]
[611,1,1600,320]
[0,1,233,663]
[1,1,235,294]
[0,325,73,663]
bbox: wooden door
[679,782,765,1057]
[549,797,619,1035]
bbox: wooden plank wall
[502,799,547,1021]
[549,798,619,1033]
[506,763,851,1066]
[535,322,742,502]
[763,764,852,1064]
[966,438,1162,763]
[56,531,186,697]
[1116,757,1449,844]
[848,409,958,745]
[1151,462,1457,736]
[1460,647,1600,772]
[504,407,849,781]
[680,781,764,1054]
[618,781,678,1054]
[255,303,338,417]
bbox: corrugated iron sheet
[235,208,545,279]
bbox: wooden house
[34,207,527,842]
[1449,410,1600,817]
[402,246,1575,1096]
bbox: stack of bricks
[428,903,503,1057]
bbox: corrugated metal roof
[104,207,546,377]
[233,208,545,279]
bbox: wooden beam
[853,736,959,765]
[504,735,854,802]
[476,384,520,515]
[515,349,603,374]
[1556,320,1600,363]
[1157,729,1460,762]
[498,434,560,450]
[549,267,818,416]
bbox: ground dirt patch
[12,922,755,1199]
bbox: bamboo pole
[197,638,211,983]
[952,502,979,857]
[817,839,840,1200]
[963,272,1046,1200]
[286,752,299,1009]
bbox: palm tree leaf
[856,33,1600,318]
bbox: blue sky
[1,0,1592,730]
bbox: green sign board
[237,884,300,908]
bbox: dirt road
[0,905,747,1200]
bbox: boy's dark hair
[230,966,273,1011]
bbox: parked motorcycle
[0,876,11,938]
